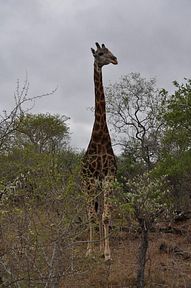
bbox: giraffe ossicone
[81,42,118,261]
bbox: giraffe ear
[91,48,96,56]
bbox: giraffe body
[82,43,118,261]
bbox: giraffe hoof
[86,249,96,258]
[104,255,112,263]
[86,250,92,257]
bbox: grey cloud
[0,0,191,151]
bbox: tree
[156,79,191,209]
[14,113,70,153]
[163,79,191,153]
[0,113,70,190]
[106,73,166,170]
[120,172,171,288]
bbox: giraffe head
[91,42,118,67]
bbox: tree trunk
[137,227,148,288]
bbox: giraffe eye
[98,52,104,56]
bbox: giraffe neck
[85,62,113,155]
[94,62,106,124]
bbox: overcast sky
[1,0,191,151]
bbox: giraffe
[82,42,118,261]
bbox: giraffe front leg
[86,223,94,256]
[86,202,96,257]
[99,213,104,256]
[97,194,104,256]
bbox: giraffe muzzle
[111,58,118,65]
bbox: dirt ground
[61,219,191,288]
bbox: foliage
[116,144,145,184]
[161,79,191,155]
[119,172,172,227]
[0,157,86,287]
[14,113,70,152]
[155,79,191,208]
[0,112,71,185]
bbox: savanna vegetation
[0,75,191,287]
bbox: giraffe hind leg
[102,177,114,261]
[103,208,111,261]
[97,193,104,256]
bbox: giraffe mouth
[111,59,118,65]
